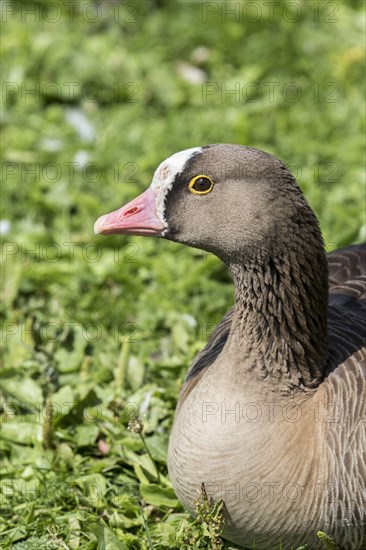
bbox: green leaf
[49,385,75,422]
[140,483,179,508]
[68,514,81,549]
[74,423,99,447]
[0,421,42,444]
[74,473,107,508]
[90,519,129,550]
[0,376,43,408]
[54,325,87,373]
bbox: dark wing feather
[184,243,366,387]
[327,243,366,371]
[328,243,366,296]
[185,307,233,381]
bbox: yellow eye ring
[188,175,214,195]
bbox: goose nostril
[124,207,139,217]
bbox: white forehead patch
[150,147,202,228]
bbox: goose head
[94,144,323,267]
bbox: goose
[94,145,366,550]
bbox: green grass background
[1,0,365,548]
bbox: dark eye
[188,175,214,195]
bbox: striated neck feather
[227,242,328,394]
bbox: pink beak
[94,187,166,236]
